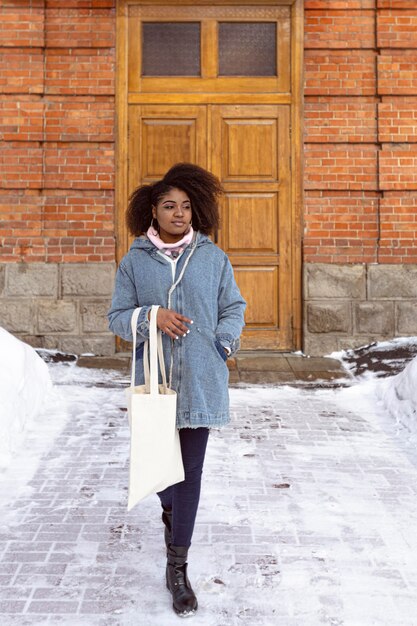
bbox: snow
[1,332,417,623]
[330,338,417,441]
[0,328,53,468]
[378,356,417,437]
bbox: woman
[108,162,246,617]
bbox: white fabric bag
[126,305,184,511]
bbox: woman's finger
[170,319,190,335]
[176,313,193,325]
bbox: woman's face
[152,187,192,244]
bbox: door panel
[128,105,207,191]
[222,119,278,180]
[226,194,278,253]
[211,105,291,349]
[234,267,279,327]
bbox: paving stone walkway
[1,369,417,625]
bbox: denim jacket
[108,232,246,429]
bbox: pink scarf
[146,226,194,257]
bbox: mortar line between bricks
[9,561,23,589]
[78,584,88,615]
[22,585,37,615]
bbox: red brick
[378,10,417,48]
[0,142,43,189]
[0,49,44,95]
[43,189,115,245]
[305,10,375,49]
[378,97,417,143]
[379,191,417,263]
[46,1,115,7]
[46,8,115,48]
[45,97,114,142]
[0,189,43,239]
[377,1,415,8]
[0,96,44,142]
[0,6,45,47]
[2,0,44,5]
[305,50,376,96]
[305,97,377,143]
[45,48,115,96]
[378,52,417,96]
[304,190,379,264]
[305,1,374,8]
[0,238,47,263]
[305,144,378,190]
[43,142,114,190]
[379,145,417,190]
[0,189,115,263]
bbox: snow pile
[331,338,417,440]
[0,328,52,467]
[378,354,417,436]
[329,336,417,379]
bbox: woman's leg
[171,427,210,548]
[157,485,173,511]
[165,427,209,616]
[156,427,209,549]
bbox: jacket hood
[129,231,212,252]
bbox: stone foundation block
[336,336,376,351]
[62,264,115,297]
[37,301,77,333]
[56,336,115,356]
[368,265,417,298]
[0,301,34,333]
[0,266,5,296]
[307,303,350,333]
[18,335,45,349]
[6,263,58,297]
[397,302,417,334]
[355,302,394,335]
[81,301,111,333]
[305,264,366,299]
[303,334,342,357]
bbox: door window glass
[218,22,276,77]
[142,22,201,76]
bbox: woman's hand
[156,307,193,340]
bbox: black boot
[161,506,172,550]
[166,545,198,617]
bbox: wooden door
[118,1,303,351]
[211,105,291,349]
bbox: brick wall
[304,0,417,354]
[0,1,117,355]
[304,0,417,264]
[0,1,116,264]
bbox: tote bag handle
[130,305,168,395]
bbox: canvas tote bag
[126,305,184,511]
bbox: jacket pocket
[214,338,228,362]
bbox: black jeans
[157,427,210,548]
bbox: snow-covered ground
[0,329,53,469]
[330,337,417,443]
[1,332,417,624]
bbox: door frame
[115,0,304,350]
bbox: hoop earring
[151,217,159,231]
